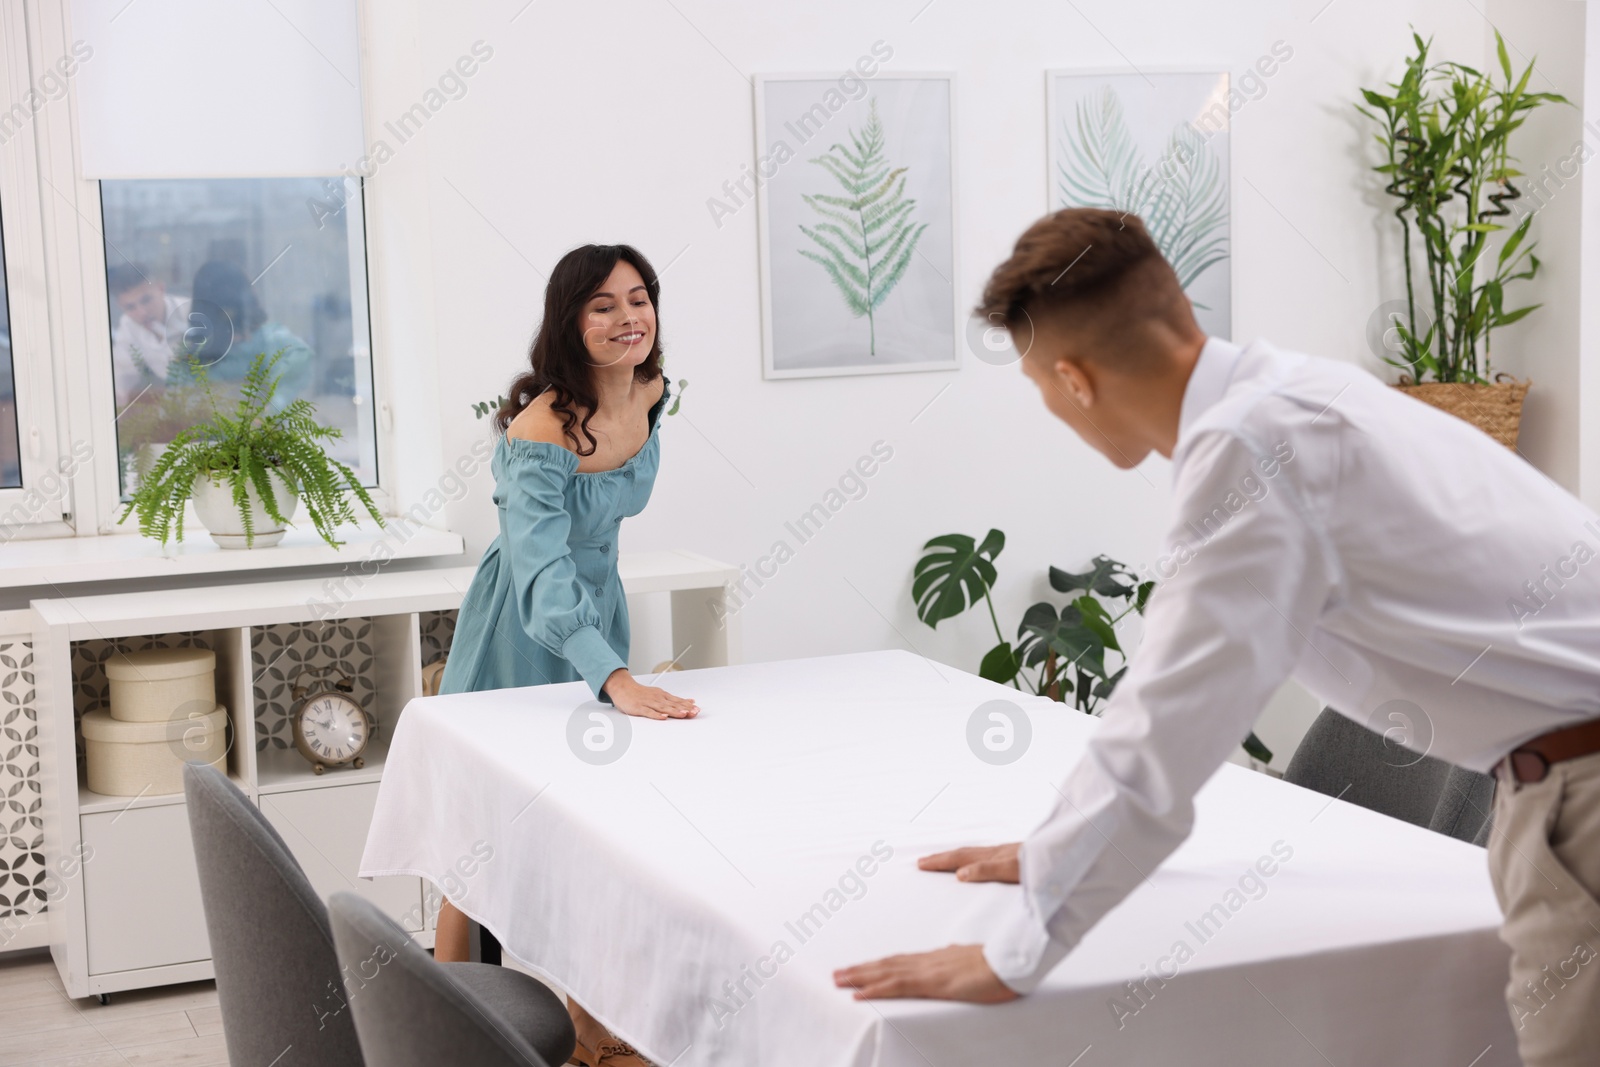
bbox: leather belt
[1502,716,1600,784]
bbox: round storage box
[82,703,228,796]
[104,647,216,723]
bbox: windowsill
[0,521,464,590]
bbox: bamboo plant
[1357,30,1566,383]
[119,351,383,547]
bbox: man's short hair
[975,209,1195,362]
[107,263,151,297]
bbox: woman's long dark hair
[496,244,664,455]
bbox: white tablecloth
[360,650,1517,1066]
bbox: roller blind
[70,0,363,178]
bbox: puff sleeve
[499,442,627,701]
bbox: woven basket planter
[1393,376,1529,449]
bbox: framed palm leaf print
[754,73,958,379]
[1047,70,1233,338]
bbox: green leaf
[1018,602,1106,680]
[1075,595,1120,653]
[1359,88,1393,110]
[912,529,1004,628]
[1092,665,1128,703]
[1135,580,1156,613]
[1050,555,1136,598]
[1498,214,1533,266]
[1493,304,1540,327]
[1242,731,1274,764]
[979,641,1021,685]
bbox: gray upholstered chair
[1283,708,1494,843]
[330,891,555,1067]
[1430,762,1496,844]
[183,762,575,1067]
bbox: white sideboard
[19,553,737,1000]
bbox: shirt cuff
[982,894,1075,995]
[560,625,626,703]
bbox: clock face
[298,693,369,764]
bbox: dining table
[360,648,1517,1066]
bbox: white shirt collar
[1177,336,1244,443]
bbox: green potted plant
[119,350,383,549]
[1357,30,1567,446]
[914,529,1272,763]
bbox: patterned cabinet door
[0,638,43,935]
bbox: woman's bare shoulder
[506,393,572,446]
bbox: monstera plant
[913,529,1273,764]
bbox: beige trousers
[1488,748,1600,1067]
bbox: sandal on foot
[568,1035,652,1066]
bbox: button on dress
[439,382,668,702]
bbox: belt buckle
[1509,749,1550,785]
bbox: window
[100,178,378,498]
[0,203,15,490]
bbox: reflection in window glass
[0,200,16,490]
[101,178,377,498]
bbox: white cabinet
[262,784,424,932]
[81,805,209,975]
[30,557,738,998]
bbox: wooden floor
[0,951,227,1067]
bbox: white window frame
[0,0,396,543]
[0,0,70,538]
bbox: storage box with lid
[81,703,229,796]
[104,647,216,722]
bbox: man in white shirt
[109,263,188,407]
[834,208,1600,1067]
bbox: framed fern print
[754,73,958,379]
[1047,69,1233,338]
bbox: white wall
[363,0,1539,766]
[1585,2,1600,513]
[1484,0,1587,493]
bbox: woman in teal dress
[435,243,694,1066]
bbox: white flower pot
[191,469,299,549]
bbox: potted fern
[119,351,383,549]
[1357,30,1567,446]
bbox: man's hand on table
[833,842,1024,1002]
[918,842,1020,883]
[833,945,1018,1002]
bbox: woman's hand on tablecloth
[602,669,699,719]
[918,842,1020,883]
[832,944,1019,1002]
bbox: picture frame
[753,72,960,380]
[1045,68,1233,339]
